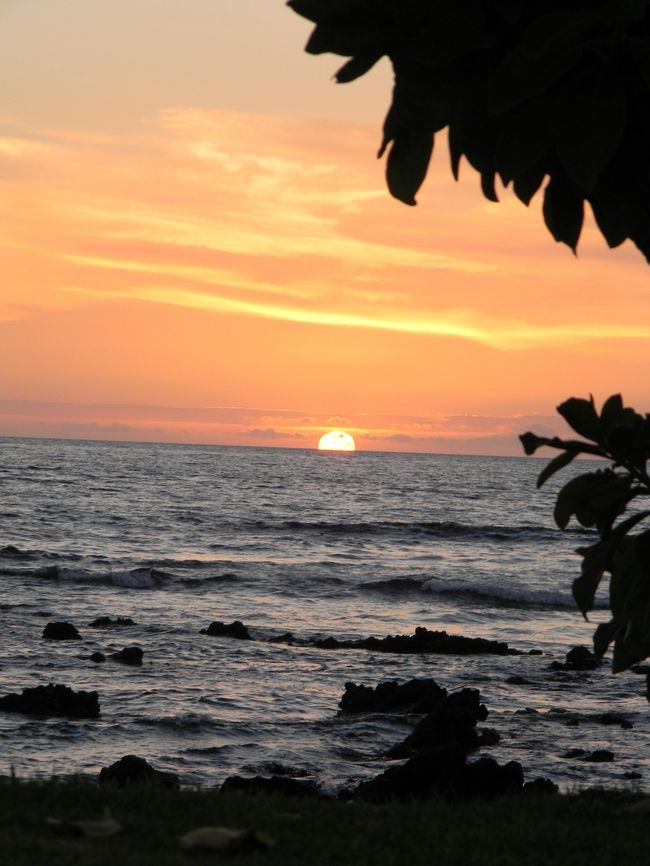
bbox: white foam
[421,577,606,609]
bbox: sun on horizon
[317,430,356,452]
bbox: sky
[1,1,649,455]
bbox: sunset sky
[1,1,649,455]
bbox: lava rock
[89,652,106,663]
[388,688,488,757]
[0,683,99,718]
[550,646,599,671]
[522,777,559,795]
[351,744,524,803]
[99,755,179,788]
[310,627,518,655]
[89,616,135,627]
[0,544,28,558]
[622,771,642,780]
[477,728,500,747]
[42,621,81,640]
[110,646,143,665]
[584,749,615,763]
[339,678,447,714]
[270,631,295,643]
[599,712,633,729]
[506,676,532,685]
[201,620,252,640]
[562,749,586,759]
[221,775,325,799]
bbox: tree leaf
[513,162,547,205]
[385,132,434,206]
[551,67,626,192]
[519,432,545,455]
[600,394,624,429]
[335,52,383,83]
[481,170,499,203]
[557,397,600,441]
[537,450,577,488]
[542,175,584,253]
[593,620,619,660]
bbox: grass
[2,777,650,866]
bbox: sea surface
[1,436,648,792]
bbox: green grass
[2,778,650,866]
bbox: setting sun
[317,430,356,452]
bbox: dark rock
[550,646,599,671]
[339,678,447,714]
[352,744,467,803]
[89,616,135,627]
[110,646,143,665]
[221,775,326,799]
[463,757,524,799]
[42,621,81,640]
[506,676,532,685]
[622,771,642,780]
[0,544,29,558]
[523,777,559,795]
[389,688,488,757]
[89,652,106,663]
[99,755,179,788]
[477,728,500,747]
[256,762,310,778]
[268,632,295,644]
[311,627,518,656]
[564,747,586,757]
[201,620,251,640]
[584,749,615,763]
[528,649,544,655]
[0,683,99,718]
[352,744,524,803]
[599,712,633,729]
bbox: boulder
[110,646,143,665]
[42,621,81,640]
[201,620,251,640]
[89,616,135,627]
[99,755,179,788]
[221,775,325,799]
[522,777,559,795]
[584,749,615,763]
[550,646,599,672]
[339,678,447,714]
[0,683,99,718]
[388,688,488,757]
[89,652,106,663]
[351,744,523,803]
[562,749,586,759]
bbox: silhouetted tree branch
[288,0,650,262]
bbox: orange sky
[1,2,649,454]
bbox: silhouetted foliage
[521,395,650,681]
[288,0,650,261]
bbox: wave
[361,576,608,611]
[0,563,171,589]
[255,519,580,543]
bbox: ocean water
[1,436,648,792]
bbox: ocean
[1,436,647,792]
